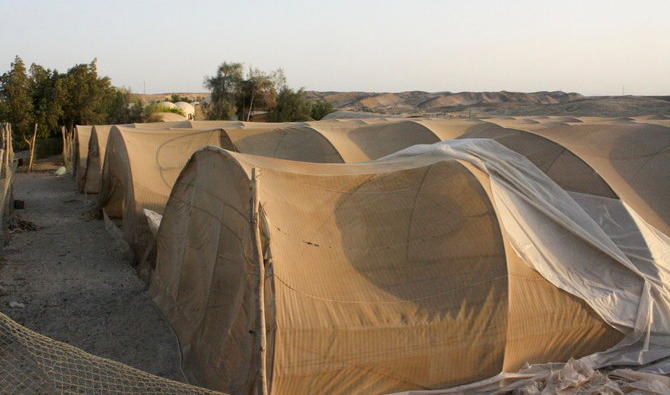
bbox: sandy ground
[0,162,186,382]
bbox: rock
[54,166,67,176]
[0,285,7,296]
[8,301,25,309]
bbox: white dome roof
[158,101,178,109]
[174,101,195,119]
[174,101,195,113]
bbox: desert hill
[138,91,670,117]
[305,90,585,114]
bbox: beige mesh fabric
[132,121,193,129]
[219,120,403,163]
[85,122,191,186]
[190,120,294,130]
[96,118,618,222]
[519,122,670,236]
[0,123,14,243]
[452,124,617,198]
[74,125,92,192]
[84,125,122,194]
[218,118,615,194]
[0,312,224,394]
[222,125,346,163]
[318,119,477,161]
[188,120,246,129]
[385,140,670,394]
[95,118,623,273]
[325,118,616,198]
[98,126,227,259]
[69,117,668,393]
[150,146,622,395]
[93,121,275,263]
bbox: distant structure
[174,102,195,120]
[158,101,178,110]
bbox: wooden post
[4,123,9,178]
[251,167,268,395]
[69,125,76,176]
[2,124,6,176]
[8,124,13,170]
[66,126,72,171]
[1,124,6,179]
[64,125,75,171]
[247,90,255,122]
[24,123,37,172]
[61,126,67,169]
[71,126,76,169]
[71,125,76,171]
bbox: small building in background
[174,102,195,120]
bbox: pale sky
[1,0,668,95]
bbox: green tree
[106,88,143,124]
[267,87,313,122]
[29,63,65,139]
[204,62,288,121]
[128,98,144,122]
[60,59,114,127]
[236,67,285,121]
[169,94,192,103]
[0,56,34,139]
[204,62,243,120]
[310,100,334,120]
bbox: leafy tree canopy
[267,88,335,122]
[30,63,65,138]
[203,62,287,121]
[60,59,115,126]
[310,100,334,120]
[203,62,244,120]
[267,87,312,122]
[0,56,150,145]
[0,56,34,137]
[106,87,143,124]
[169,94,193,103]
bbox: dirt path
[0,166,186,382]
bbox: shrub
[267,87,312,122]
[143,103,185,118]
[310,100,334,120]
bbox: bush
[205,99,236,120]
[310,100,334,120]
[170,94,192,103]
[143,103,185,119]
[267,87,312,122]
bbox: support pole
[61,126,67,169]
[1,124,7,179]
[25,124,37,172]
[251,167,268,395]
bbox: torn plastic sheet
[143,208,163,237]
[382,139,670,393]
[393,360,670,394]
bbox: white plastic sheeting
[397,359,670,394]
[383,139,670,393]
[143,208,163,237]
